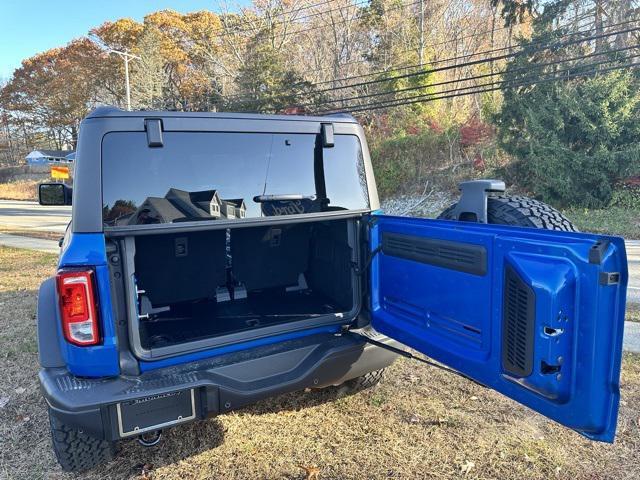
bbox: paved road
[0,199,70,233]
[0,232,60,253]
[625,240,640,305]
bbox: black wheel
[345,369,385,391]
[438,194,577,231]
[49,410,115,472]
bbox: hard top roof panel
[85,106,357,124]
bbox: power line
[220,15,638,106]
[306,43,640,107]
[269,0,423,39]
[309,21,640,93]
[302,7,598,87]
[220,0,372,36]
[217,0,422,42]
[220,15,525,101]
[223,6,598,101]
[217,0,343,33]
[221,20,640,110]
[328,52,640,112]
[322,58,639,114]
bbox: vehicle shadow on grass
[94,385,360,477]
[93,418,227,479]
[241,381,367,416]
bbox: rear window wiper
[253,194,316,203]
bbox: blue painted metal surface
[370,215,627,442]
[57,233,119,377]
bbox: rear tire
[438,194,576,231]
[49,410,115,472]
[345,369,385,391]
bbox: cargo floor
[139,289,342,349]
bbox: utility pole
[594,0,605,53]
[419,0,425,65]
[109,49,141,111]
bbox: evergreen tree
[495,20,640,207]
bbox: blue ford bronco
[37,107,628,472]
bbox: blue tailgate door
[370,215,627,442]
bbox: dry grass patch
[0,227,62,241]
[627,303,640,323]
[0,180,38,201]
[0,247,639,480]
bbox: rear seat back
[231,224,311,291]
[307,222,353,309]
[135,230,227,305]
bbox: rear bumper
[40,331,400,441]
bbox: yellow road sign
[51,165,70,179]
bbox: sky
[0,0,250,79]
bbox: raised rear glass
[101,131,369,227]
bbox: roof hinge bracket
[145,118,164,148]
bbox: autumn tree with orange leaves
[0,38,112,150]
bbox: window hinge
[321,123,334,148]
[145,118,164,147]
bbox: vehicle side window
[323,135,370,211]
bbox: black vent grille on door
[502,265,535,377]
[382,232,487,275]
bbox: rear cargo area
[128,219,356,354]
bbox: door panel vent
[383,296,425,324]
[502,266,535,377]
[382,232,487,275]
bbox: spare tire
[438,194,577,231]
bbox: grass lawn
[0,180,38,201]
[563,206,640,239]
[0,246,639,479]
[626,304,640,323]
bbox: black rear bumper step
[41,331,399,441]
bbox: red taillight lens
[56,270,100,346]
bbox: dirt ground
[0,246,639,480]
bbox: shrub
[495,62,640,207]
[459,117,493,148]
[610,178,640,209]
[0,165,30,184]
[369,130,453,198]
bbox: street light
[108,49,141,111]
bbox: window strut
[353,245,382,276]
[346,330,484,385]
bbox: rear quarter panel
[55,233,119,377]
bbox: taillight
[56,269,100,346]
